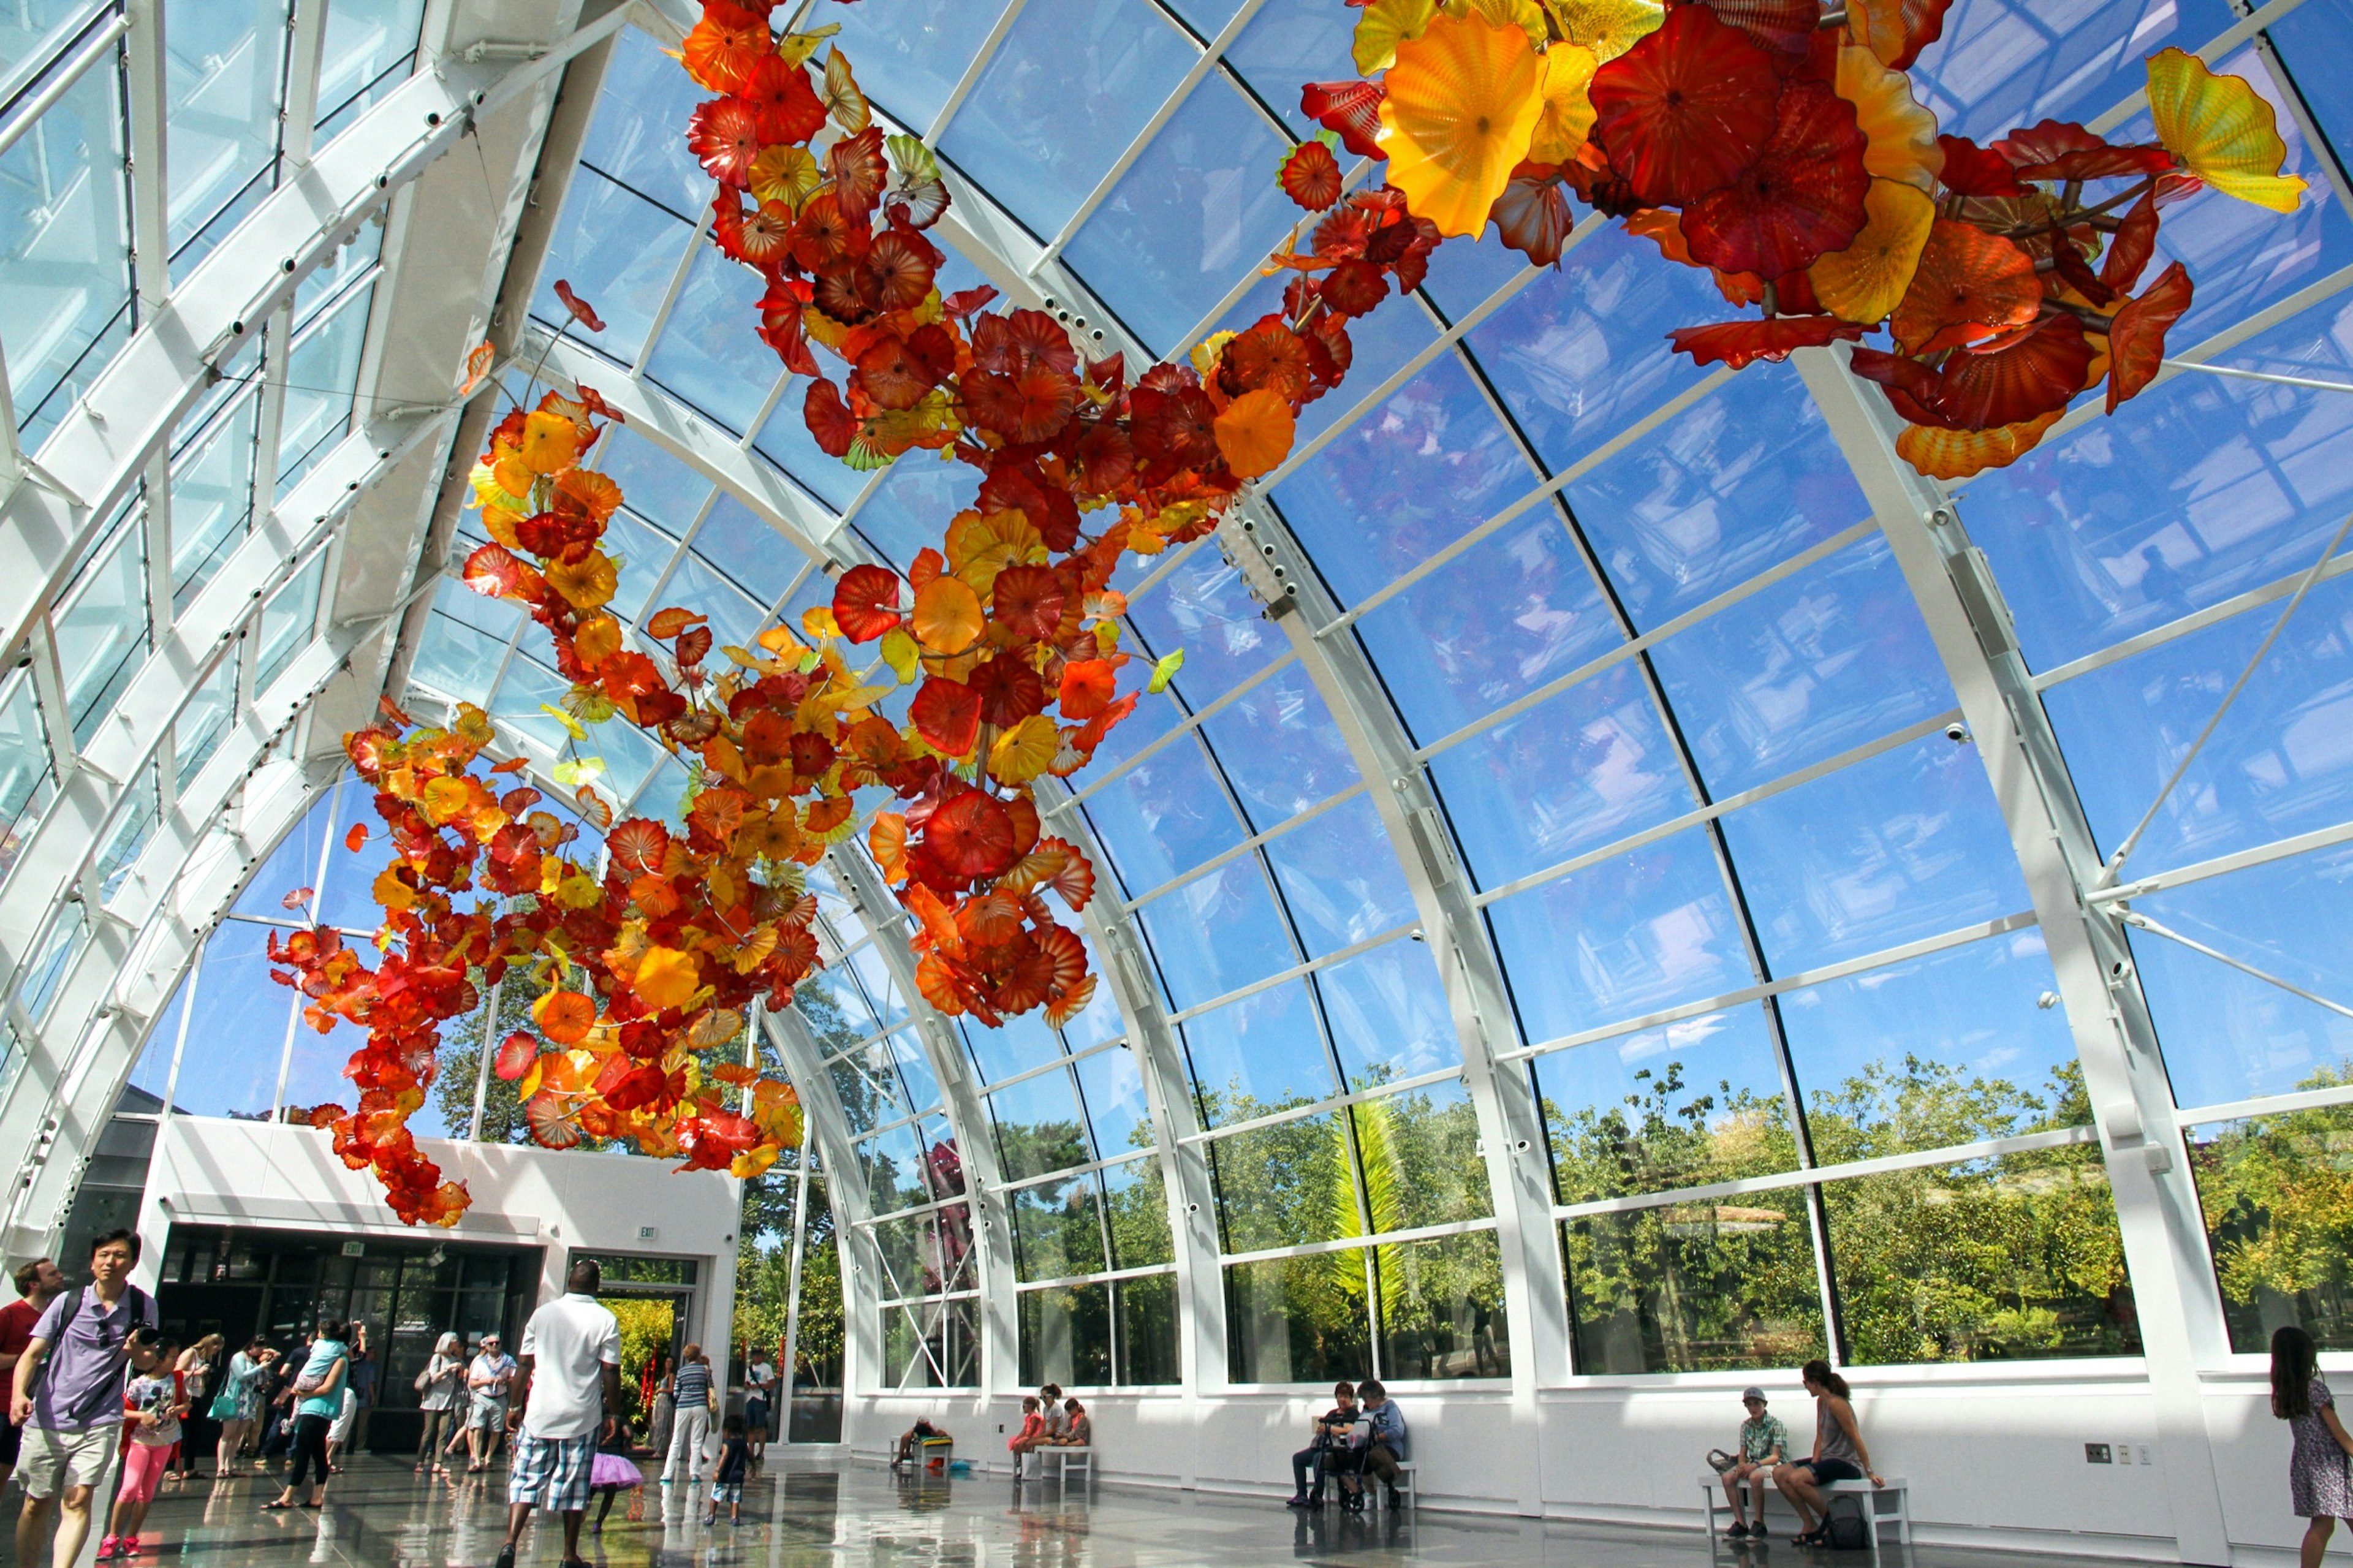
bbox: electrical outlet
[2140,1446,2153,1466]
[2085,1443,2112,1464]
[2118,1439,2133,1464]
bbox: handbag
[1707,1449,1740,1474]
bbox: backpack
[1824,1503,1871,1550]
[30,1285,152,1415]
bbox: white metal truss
[1795,346,2234,1561]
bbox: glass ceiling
[12,0,2353,1388]
[390,0,2353,1374]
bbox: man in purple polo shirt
[9,1230,160,1568]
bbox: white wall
[849,1361,2314,1565]
[135,1118,740,1349]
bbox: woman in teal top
[265,1322,349,1511]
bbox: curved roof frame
[3,6,2351,1499]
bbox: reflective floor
[4,1454,2158,1568]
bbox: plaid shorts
[508,1431,596,1513]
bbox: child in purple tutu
[589,1393,644,1534]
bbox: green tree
[2190,1064,2353,1350]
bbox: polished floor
[3,1453,2157,1568]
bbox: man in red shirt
[0,1259,66,1492]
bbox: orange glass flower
[1377,11,1547,238]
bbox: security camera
[1945,722,1971,743]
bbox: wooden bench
[1699,1470,1910,1556]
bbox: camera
[1944,722,1971,743]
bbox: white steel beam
[1795,345,2233,1562]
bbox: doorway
[571,1252,699,1445]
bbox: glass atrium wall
[9,2,2353,1498]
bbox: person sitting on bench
[1775,1360,1882,1547]
[1286,1382,1358,1509]
[1352,1380,1409,1510]
[1722,1386,1789,1539]
[1048,1397,1090,1448]
[892,1418,948,1468]
[1009,1397,1047,1461]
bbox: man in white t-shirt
[496,1259,621,1568]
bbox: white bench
[1023,1445,1091,1484]
[1699,1470,1909,1556]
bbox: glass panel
[687,497,801,607]
[594,426,713,538]
[1222,0,1355,140]
[1018,1282,1111,1387]
[1132,855,1297,1013]
[2129,846,2353,1110]
[256,552,324,691]
[645,246,779,435]
[1208,1111,1359,1253]
[1102,1154,1171,1269]
[1357,1078,1489,1232]
[1263,797,1417,962]
[1487,827,1748,1046]
[1010,1175,1107,1282]
[313,0,424,140]
[990,1067,1091,1181]
[1274,352,1535,609]
[935,0,1197,240]
[871,1204,975,1302]
[1824,1146,2140,1365]
[164,0,288,261]
[1226,1254,1370,1385]
[488,656,575,754]
[576,27,718,219]
[1563,367,1872,632]
[2189,1104,2353,1352]
[1180,977,1335,1124]
[1314,937,1459,1088]
[1355,506,1621,746]
[1075,1044,1152,1159]
[95,764,153,903]
[1537,1006,1796,1202]
[881,1295,979,1388]
[1959,297,2353,674]
[1647,537,1953,800]
[173,655,237,790]
[168,921,290,1118]
[964,1012,1061,1086]
[0,675,56,885]
[1783,931,2088,1164]
[1198,665,1357,832]
[171,392,260,607]
[1082,732,1243,893]
[1124,548,1284,708]
[18,901,82,1019]
[855,1123,933,1215]
[831,0,1012,134]
[528,171,691,366]
[1564,1191,1825,1374]
[0,3,90,77]
[1375,1230,1510,1379]
[2044,566,2353,876]
[1908,0,2230,146]
[127,973,188,1102]
[1,54,131,448]
[276,284,374,497]
[1463,223,1724,473]
[410,594,512,705]
[1115,1274,1180,1384]
[1720,735,2031,974]
[1431,660,1693,892]
[53,526,147,744]
[1063,74,1292,355]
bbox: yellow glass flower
[749,145,821,209]
[520,411,580,475]
[1377,11,1546,239]
[2147,47,2307,213]
[545,550,618,610]
[1540,0,1661,63]
[1810,178,1936,324]
[1354,0,1436,75]
[1835,45,1942,194]
[1528,42,1599,166]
